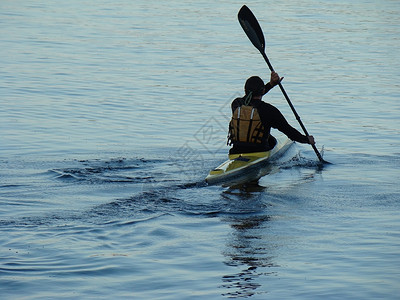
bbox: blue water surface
[1,0,399,299]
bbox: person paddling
[227,71,315,154]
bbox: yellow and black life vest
[228,105,267,146]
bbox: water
[1,0,399,299]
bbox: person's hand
[307,135,315,145]
[269,71,282,86]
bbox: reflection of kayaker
[228,72,315,155]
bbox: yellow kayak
[205,136,293,186]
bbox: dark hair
[244,76,265,96]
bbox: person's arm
[263,71,282,95]
[231,97,242,113]
[263,82,274,94]
[269,105,314,144]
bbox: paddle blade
[238,5,265,53]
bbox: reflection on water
[218,161,322,298]
[227,180,267,192]
[219,189,279,298]
[221,213,278,298]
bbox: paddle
[238,5,328,164]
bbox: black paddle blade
[238,5,265,53]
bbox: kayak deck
[205,136,293,186]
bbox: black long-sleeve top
[230,84,309,153]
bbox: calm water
[1,0,399,299]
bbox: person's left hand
[270,71,282,86]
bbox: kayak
[205,135,293,186]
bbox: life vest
[228,104,267,146]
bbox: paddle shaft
[237,4,326,163]
[259,51,325,162]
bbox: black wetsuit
[229,83,309,154]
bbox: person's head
[244,76,265,98]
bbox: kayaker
[228,72,315,154]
